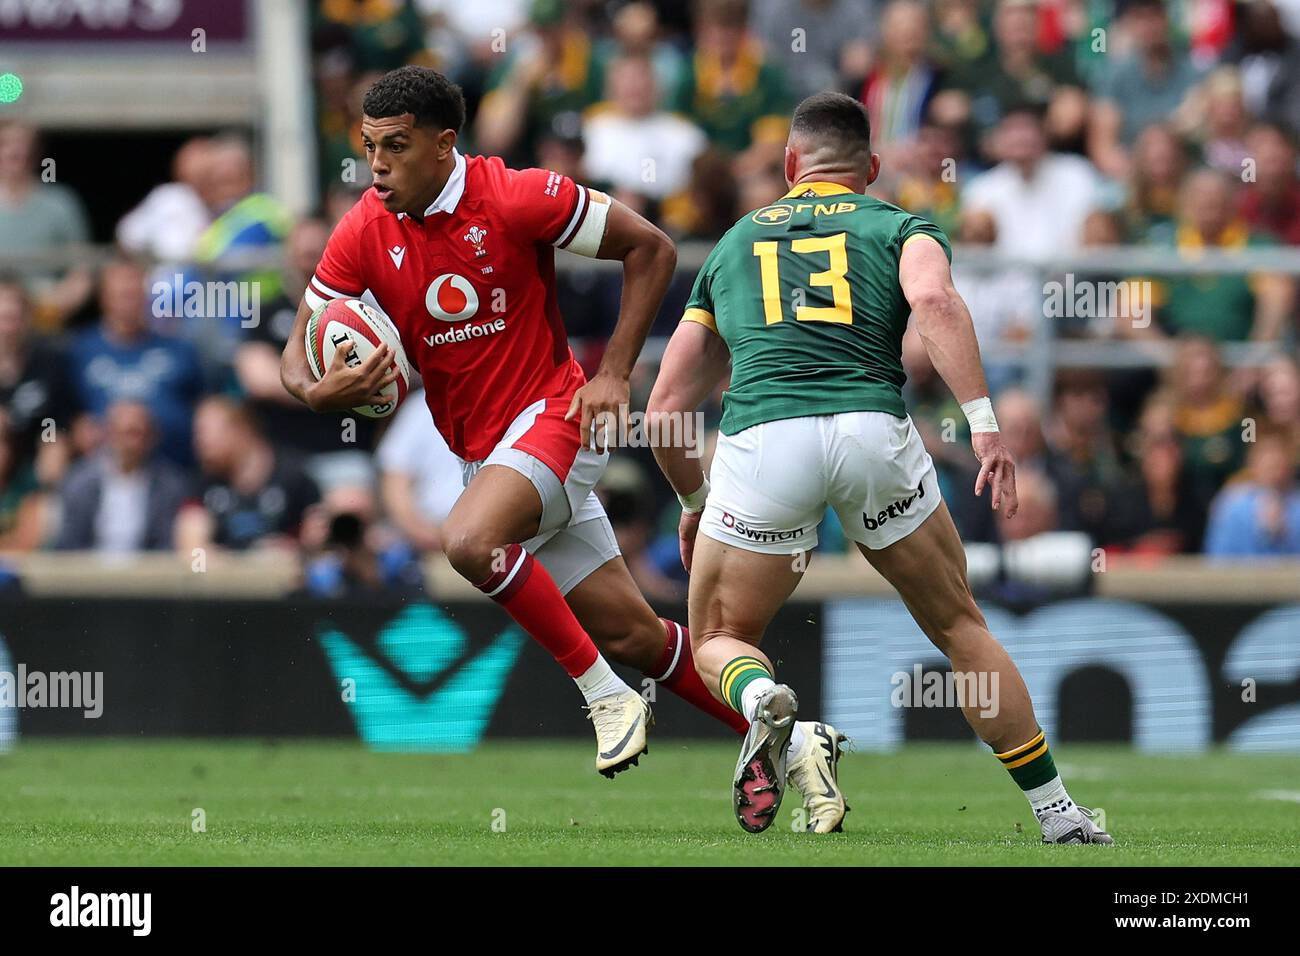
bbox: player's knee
[441,524,498,581]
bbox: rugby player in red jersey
[280,67,747,777]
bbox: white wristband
[961,396,999,433]
[678,477,710,514]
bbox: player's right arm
[647,316,730,572]
[279,212,397,413]
[280,297,397,412]
[899,234,1018,518]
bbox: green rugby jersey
[683,182,951,435]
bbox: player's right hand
[678,508,702,573]
[306,340,398,412]
[972,431,1019,518]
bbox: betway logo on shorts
[720,512,806,543]
[863,483,925,531]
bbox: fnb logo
[426,273,479,322]
[863,483,925,531]
[720,511,805,542]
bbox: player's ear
[866,152,881,187]
[436,127,458,160]
[783,145,797,187]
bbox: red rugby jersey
[306,151,600,461]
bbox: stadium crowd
[2,0,1300,599]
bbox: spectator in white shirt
[582,54,708,205]
[116,137,214,263]
[376,391,466,553]
[962,105,1104,262]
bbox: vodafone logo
[425,274,480,322]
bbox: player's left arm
[563,199,678,451]
[900,234,1018,518]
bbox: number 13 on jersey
[752,232,853,326]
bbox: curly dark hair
[361,66,466,133]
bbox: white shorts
[701,411,941,555]
[460,398,621,595]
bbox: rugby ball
[305,298,412,419]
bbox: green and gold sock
[995,729,1075,817]
[719,656,773,717]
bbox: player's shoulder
[465,153,562,198]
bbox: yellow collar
[782,181,855,199]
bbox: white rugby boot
[587,689,653,778]
[786,721,850,833]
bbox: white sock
[1025,774,1076,819]
[574,655,631,705]
[740,677,776,722]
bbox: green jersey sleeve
[897,215,953,263]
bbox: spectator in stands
[1126,396,1205,553]
[0,409,45,552]
[418,0,530,90]
[661,148,741,240]
[582,54,708,210]
[998,466,1059,542]
[944,0,1088,150]
[475,0,607,164]
[600,1,687,108]
[930,0,991,74]
[1192,67,1254,177]
[1123,123,1188,241]
[1204,425,1300,557]
[600,458,686,603]
[312,0,428,73]
[0,121,94,330]
[235,216,375,492]
[962,104,1103,261]
[177,397,320,553]
[67,257,204,468]
[375,389,466,553]
[751,0,876,102]
[1255,354,1300,459]
[1089,0,1206,180]
[55,401,187,553]
[1151,168,1294,342]
[301,484,425,597]
[1165,336,1246,517]
[191,135,293,321]
[670,0,791,156]
[0,276,71,472]
[115,136,214,263]
[949,208,1038,390]
[1226,0,1300,135]
[891,120,964,237]
[1043,369,1146,547]
[1238,122,1300,245]
[855,0,944,165]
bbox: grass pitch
[0,740,1296,866]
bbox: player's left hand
[678,508,702,573]
[972,431,1019,518]
[565,371,629,453]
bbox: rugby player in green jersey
[648,92,1112,843]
